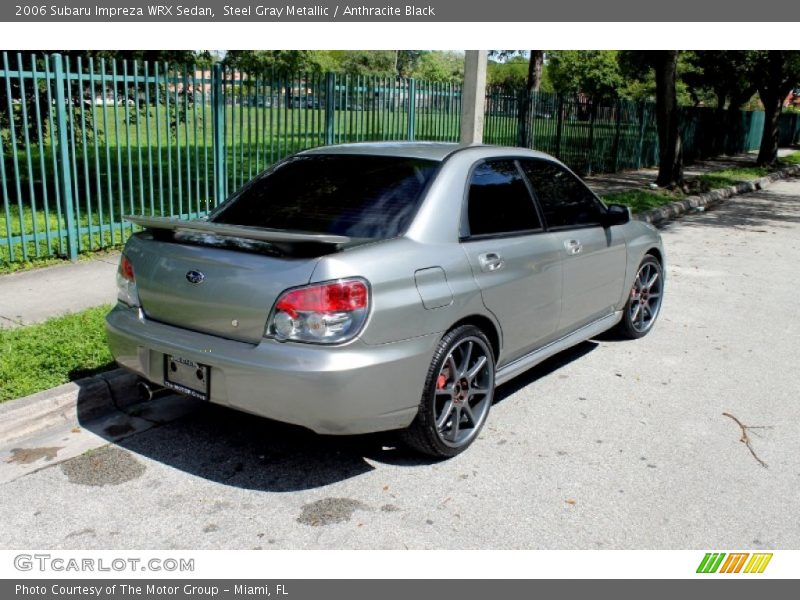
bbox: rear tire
[616,255,664,339]
[401,325,495,458]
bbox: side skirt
[495,311,623,386]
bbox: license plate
[163,355,210,401]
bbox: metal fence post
[612,99,622,172]
[554,95,564,159]
[51,53,78,262]
[637,101,647,169]
[211,63,226,205]
[407,78,416,141]
[324,72,335,145]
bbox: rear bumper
[105,305,438,435]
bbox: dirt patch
[60,446,146,486]
[6,446,63,464]
[297,498,369,527]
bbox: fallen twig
[722,412,773,468]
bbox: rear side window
[467,160,541,236]
[213,155,439,239]
[520,160,604,228]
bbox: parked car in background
[106,142,665,457]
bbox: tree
[489,51,548,146]
[751,51,800,165]
[653,51,684,186]
[620,51,683,188]
[222,50,325,74]
[415,51,464,83]
[684,51,758,155]
[395,51,425,77]
[548,51,622,103]
[336,51,396,76]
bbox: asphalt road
[2,179,799,550]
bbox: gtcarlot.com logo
[696,552,773,574]
[14,554,195,573]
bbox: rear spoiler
[125,215,353,253]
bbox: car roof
[299,141,559,163]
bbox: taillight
[267,278,369,344]
[116,254,140,307]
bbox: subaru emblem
[186,270,205,284]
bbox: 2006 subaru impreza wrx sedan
[106,142,665,457]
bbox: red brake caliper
[437,369,448,390]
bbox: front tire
[401,325,496,458]
[616,254,664,339]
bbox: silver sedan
[106,142,664,457]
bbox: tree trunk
[654,51,683,188]
[528,51,544,93]
[756,52,795,166]
[757,88,783,166]
[725,84,757,155]
[516,51,543,147]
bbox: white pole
[460,50,488,145]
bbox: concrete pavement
[1,177,798,549]
[0,251,118,328]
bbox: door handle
[564,239,583,255]
[478,252,505,272]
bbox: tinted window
[213,155,439,239]
[467,160,541,236]
[520,160,604,228]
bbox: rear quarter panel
[310,237,492,346]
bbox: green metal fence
[0,52,777,267]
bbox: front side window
[466,160,541,237]
[213,154,439,239]
[520,160,604,229]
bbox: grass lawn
[0,304,115,402]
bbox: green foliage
[486,55,551,90]
[700,167,773,189]
[223,50,326,74]
[548,51,622,101]
[0,304,115,402]
[683,51,758,108]
[415,51,465,83]
[601,189,679,212]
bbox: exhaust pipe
[137,380,169,402]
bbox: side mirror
[602,203,631,227]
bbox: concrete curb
[635,164,800,225]
[0,368,141,444]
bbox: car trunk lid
[124,233,322,344]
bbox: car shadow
[78,340,600,492]
[493,340,598,404]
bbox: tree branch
[722,412,772,468]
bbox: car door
[460,159,563,365]
[519,159,627,335]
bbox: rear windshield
[212,154,439,239]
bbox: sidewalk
[0,251,119,328]
[585,148,794,195]
[0,149,794,328]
